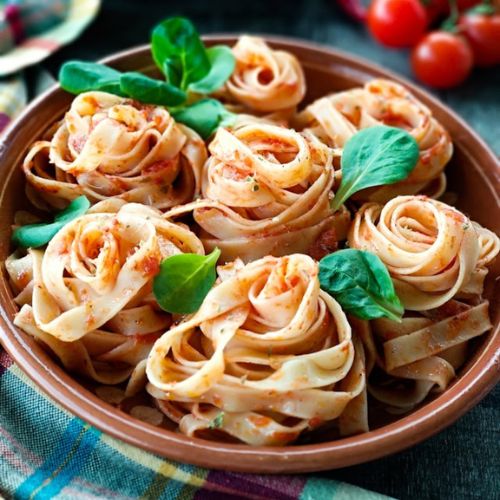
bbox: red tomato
[367,0,428,47]
[459,13,500,66]
[411,31,474,88]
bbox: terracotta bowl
[0,37,498,474]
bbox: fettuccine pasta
[6,33,498,448]
[24,91,207,210]
[348,195,499,310]
[225,36,306,113]
[165,123,350,261]
[147,255,366,445]
[353,299,491,412]
[295,79,453,201]
[7,201,204,388]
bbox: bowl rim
[0,36,499,474]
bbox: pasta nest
[23,91,207,210]
[147,254,366,445]
[7,201,204,387]
[225,35,306,113]
[348,195,499,310]
[295,79,453,202]
[166,123,350,261]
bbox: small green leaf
[172,99,236,139]
[151,17,210,90]
[153,247,221,314]
[59,61,124,96]
[163,59,183,88]
[120,72,186,106]
[330,126,419,212]
[208,412,224,429]
[319,249,404,322]
[12,196,91,248]
[188,45,236,94]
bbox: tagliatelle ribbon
[294,79,453,202]
[23,91,207,211]
[147,254,366,445]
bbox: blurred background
[44,0,500,154]
[4,1,499,499]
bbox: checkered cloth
[0,2,391,498]
[0,0,99,134]
[0,0,100,75]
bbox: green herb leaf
[59,61,124,96]
[188,45,236,94]
[120,72,186,106]
[208,412,224,429]
[172,98,236,139]
[153,247,221,314]
[330,126,419,212]
[12,196,91,248]
[319,249,404,322]
[163,59,183,88]
[151,17,210,90]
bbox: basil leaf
[12,196,91,248]
[59,61,124,96]
[172,99,236,139]
[153,247,221,314]
[163,59,182,88]
[319,249,404,322]
[120,72,186,106]
[151,17,210,90]
[188,46,236,94]
[330,126,419,212]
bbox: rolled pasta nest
[23,91,207,210]
[7,200,204,390]
[147,255,366,445]
[165,122,350,262]
[294,79,453,202]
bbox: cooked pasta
[165,123,350,261]
[5,31,499,448]
[225,36,306,113]
[348,195,498,411]
[7,201,204,387]
[348,195,499,310]
[147,255,366,445]
[295,79,453,201]
[24,91,207,210]
[353,299,492,412]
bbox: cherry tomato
[459,12,500,66]
[411,31,474,88]
[367,0,428,47]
